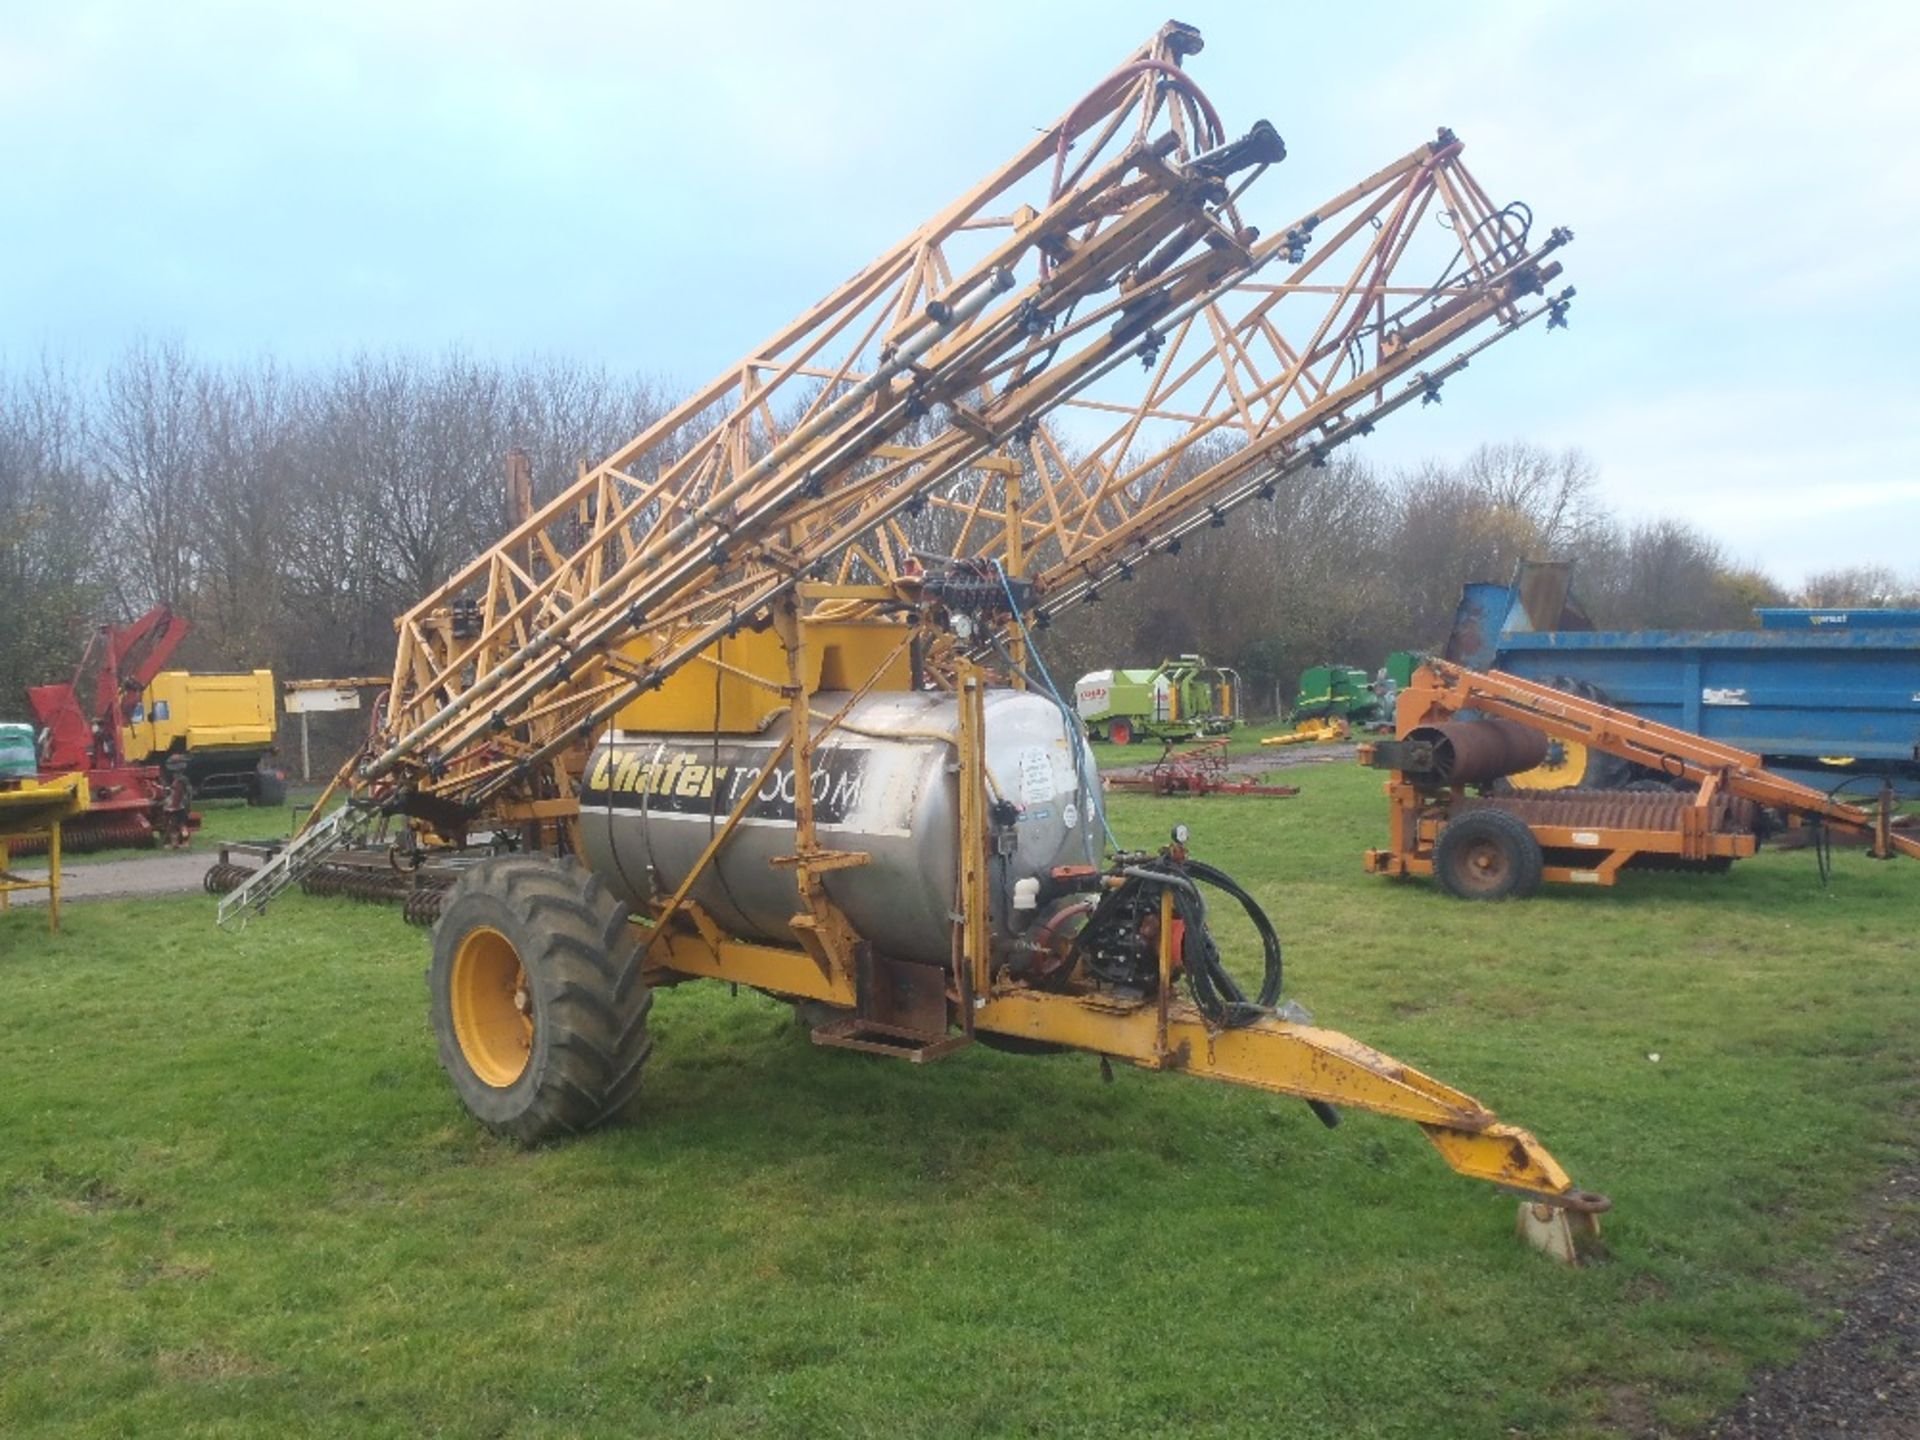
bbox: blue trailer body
[1755,607,1920,631]
[1448,581,1920,790]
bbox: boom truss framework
[301,21,1574,857]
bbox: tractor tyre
[252,769,288,808]
[1108,717,1134,746]
[428,856,652,1144]
[1548,677,1629,789]
[1434,808,1544,901]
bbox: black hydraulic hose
[1120,857,1282,1028]
[1184,858,1283,1020]
[1172,859,1332,1125]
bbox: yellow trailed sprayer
[217,21,1603,1260]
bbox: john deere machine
[218,22,1605,1259]
[1290,663,1374,722]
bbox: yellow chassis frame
[631,611,1605,1261]
[646,924,1593,1209]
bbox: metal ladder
[216,805,374,930]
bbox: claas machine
[220,22,1606,1259]
[1073,655,1240,744]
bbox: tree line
[1039,440,1913,713]
[1,344,671,713]
[3,347,1913,734]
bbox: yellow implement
[1263,716,1351,746]
[0,772,89,932]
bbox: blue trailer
[1445,566,1920,793]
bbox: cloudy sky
[6,1,1916,585]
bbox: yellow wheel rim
[1507,738,1588,792]
[451,926,534,1088]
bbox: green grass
[51,788,328,866]
[2,768,1916,1437]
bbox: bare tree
[100,339,208,613]
[191,361,303,670]
[1578,519,1758,629]
[1795,564,1919,608]
[0,360,105,710]
[2,340,1838,745]
[1458,440,1604,552]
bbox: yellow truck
[125,669,286,805]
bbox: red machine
[1104,739,1301,799]
[25,605,198,850]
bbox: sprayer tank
[577,689,1102,966]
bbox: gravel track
[4,851,212,906]
[1705,1165,1920,1438]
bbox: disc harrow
[206,847,460,925]
[8,815,158,857]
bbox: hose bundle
[1177,858,1283,1027]
[1108,856,1282,1028]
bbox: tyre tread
[428,856,651,1143]
[1434,808,1545,901]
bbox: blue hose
[992,562,1121,856]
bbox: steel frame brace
[640,924,1606,1236]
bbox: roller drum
[1404,719,1551,786]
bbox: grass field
[2,765,1915,1437]
[46,788,327,867]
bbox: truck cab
[125,670,283,803]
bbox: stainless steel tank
[578,689,1103,966]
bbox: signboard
[285,687,361,714]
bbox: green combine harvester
[1073,655,1241,745]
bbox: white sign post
[284,687,363,781]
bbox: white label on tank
[1571,830,1600,846]
[1018,746,1054,806]
[1062,802,1079,830]
[1702,687,1750,706]
[1568,871,1601,884]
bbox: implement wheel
[251,769,288,808]
[1434,809,1544,901]
[1108,717,1134,746]
[428,857,652,1143]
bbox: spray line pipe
[1030,290,1569,622]
[431,194,1288,800]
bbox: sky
[4,0,1917,586]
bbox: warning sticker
[1017,746,1054,807]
